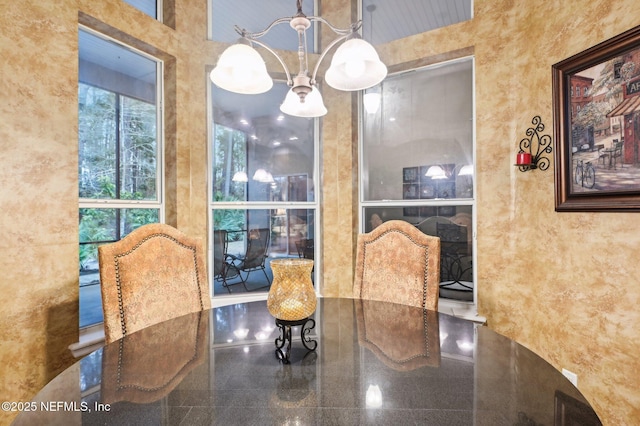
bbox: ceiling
[361,0,472,45]
[211,0,472,50]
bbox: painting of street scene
[569,47,640,194]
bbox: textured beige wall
[367,1,640,424]
[1,1,639,425]
[0,1,207,425]
[0,3,80,426]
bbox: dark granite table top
[13,298,601,425]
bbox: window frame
[206,78,322,304]
[78,26,165,330]
[358,56,478,309]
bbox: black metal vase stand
[274,317,317,364]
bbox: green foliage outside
[78,83,159,270]
[212,123,248,240]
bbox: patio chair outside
[213,229,234,292]
[225,228,271,291]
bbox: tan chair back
[354,220,440,311]
[98,223,210,344]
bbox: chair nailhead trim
[112,233,205,339]
[360,229,431,309]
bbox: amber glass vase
[267,259,316,321]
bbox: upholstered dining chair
[354,220,441,311]
[98,223,210,344]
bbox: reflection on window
[360,57,475,303]
[362,58,473,201]
[210,78,318,297]
[211,83,316,204]
[78,30,161,327]
[363,206,473,302]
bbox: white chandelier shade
[210,0,387,118]
[324,38,388,91]
[209,44,273,94]
[280,86,327,117]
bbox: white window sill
[69,323,105,358]
[438,298,486,324]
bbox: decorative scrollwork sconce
[515,115,553,172]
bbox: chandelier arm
[235,17,294,40]
[242,37,294,86]
[309,32,351,86]
[227,10,366,89]
[307,16,362,36]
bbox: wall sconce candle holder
[515,115,553,172]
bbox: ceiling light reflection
[366,384,383,408]
[233,328,249,339]
[254,331,270,340]
[456,340,474,351]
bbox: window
[360,57,475,304]
[209,81,319,297]
[78,29,162,328]
[614,61,623,79]
[124,0,159,20]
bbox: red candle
[516,152,532,165]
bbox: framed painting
[403,166,419,183]
[553,24,640,211]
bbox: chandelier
[210,0,387,118]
